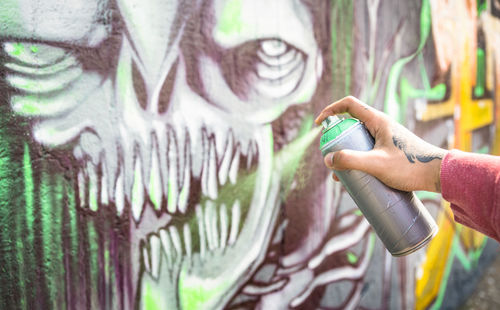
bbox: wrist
[433,149,448,193]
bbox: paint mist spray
[319,115,438,256]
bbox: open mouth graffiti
[2,29,322,310]
[0,0,374,308]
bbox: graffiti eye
[252,39,306,99]
[219,38,306,101]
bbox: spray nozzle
[321,115,342,130]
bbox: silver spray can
[319,115,438,256]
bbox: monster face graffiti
[0,0,351,308]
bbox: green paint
[218,0,244,36]
[453,230,488,272]
[298,114,314,138]
[278,118,321,199]
[418,53,431,90]
[87,220,99,308]
[367,232,376,257]
[474,48,486,98]
[21,81,36,90]
[477,0,487,15]
[13,95,42,115]
[89,178,98,212]
[477,145,489,154]
[6,56,75,75]
[22,143,35,307]
[354,209,363,216]
[49,173,65,308]
[319,118,359,149]
[143,281,162,310]
[430,237,459,310]
[182,125,319,309]
[40,166,55,304]
[346,252,358,264]
[430,232,488,310]
[23,143,34,218]
[178,186,188,212]
[116,55,131,96]
[178,274,230,310]
[471,237,487,264]
[30,45,39,53]
[11,42,24,56]
[384,0,431,123]
[65,171,80,299]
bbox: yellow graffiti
[415,202,454,310]
[481,12,500,155]
[415,1,500,308]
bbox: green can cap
[319,116,359,149]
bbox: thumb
[324,149,381,174]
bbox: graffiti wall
[0,0,498,309]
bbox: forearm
[440,150,500,242]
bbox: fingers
[324,149,383,176]
[315,96,379,127]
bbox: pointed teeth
[156,128,169,205]
[207,139,218,199]
[150,235,161,279]
[229,200,241,245]
[143,198,243,278]
[220,204,228,249]
[229,146,240,185]
[214,128,229,165]
[169,225,183,260]
[159,229,173,269]
[131,158,144,222]
[149,142,163,210]
[201,131,221,199]
[115,170,125,215]
[87,164,99,211]
[177,128,187,188]
[183,223,192,259]
[166,128,179,214]
[240,138,250,156]
[189,129,203,179]
[78,171,86,207]
[142,245,151,273]
[204,201,219,250]
[177,149,190,214]
[218,132,233,186]
[201,134,209,197]
[101,164,109,205]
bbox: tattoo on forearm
[392,136,443,164]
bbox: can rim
[390,225,439,257]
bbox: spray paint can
[319,115,438,256]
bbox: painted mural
[0,0,498,309]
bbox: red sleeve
[440,150,500,242]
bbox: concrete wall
[0,0,498,309]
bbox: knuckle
[334,151,345,167]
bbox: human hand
[315,96,447,193]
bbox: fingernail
[324,153,334,168]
